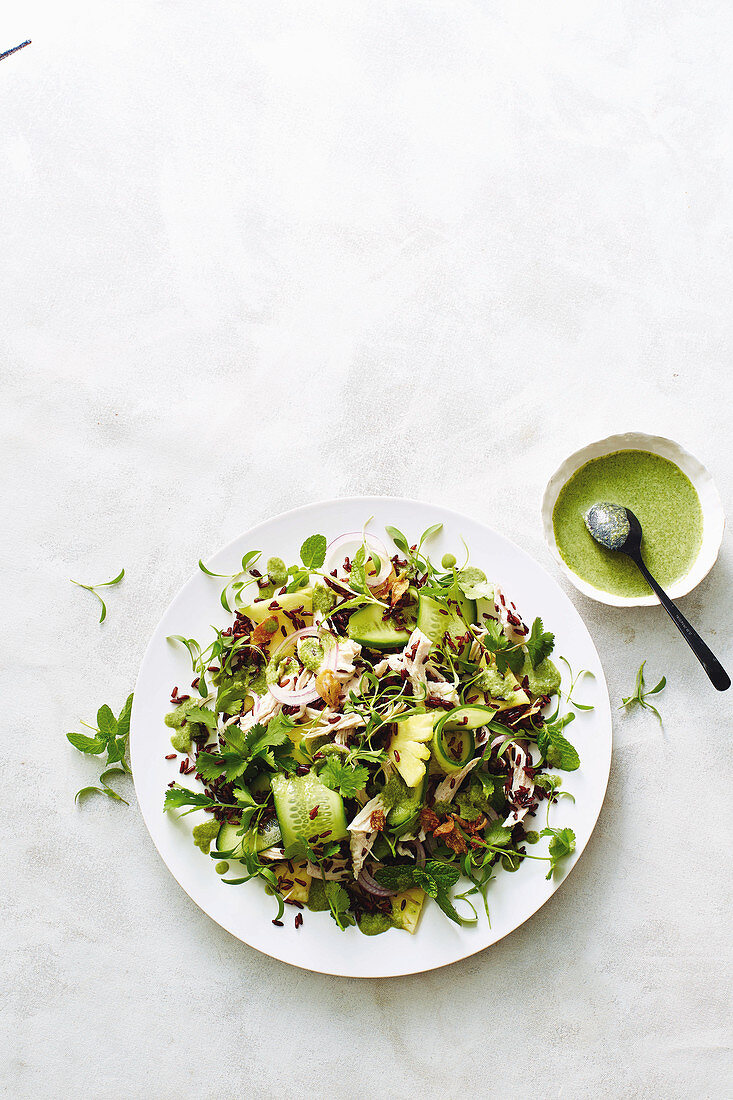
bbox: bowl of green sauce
[542,433,725,607]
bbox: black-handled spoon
[584,502,730,691]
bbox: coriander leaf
[67,732,106,755]
[483,821,512,849]
[215,682,250,714]
[300,534,327,570]
[198,719,293,783]
[324,881,355,930]
[183,706,218,731]
[193,751,226,782]
[318,758,369,798]
[526,617,555,669]
[456,567,493,601]
[541,826,576,879]
[163,785,220,815]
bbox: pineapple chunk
[391,887,425,934]
[241,588,313,637]
[272,859,311,905]
[388,712,434,787]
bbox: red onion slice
[267,626,340,706]
[412,839,426,868]
[357,865,397,897]
[325,532,392,588]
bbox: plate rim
[131,494,612,978]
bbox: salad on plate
[163,523,582,936]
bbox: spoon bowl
[584,501,729,691]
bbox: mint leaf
[374,865,420,892]
[300,534,327,570]
[423,860,462,925]
[96,704,117,740]
[67,732,106,755]
[526,617,555,669]
[116,694,133,741]
[537,714,580,771]
[376,861,465,925]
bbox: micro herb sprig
[559,656,595,711]
[67,694,133,804]
[70,568,125,623]
[199,549,262,612]
[620,660,666,722]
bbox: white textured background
[2,1,732,1097]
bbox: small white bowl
[541,433,725,607]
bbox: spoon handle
[634,558,730,691]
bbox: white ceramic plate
[131,497,612,978]
[541,432,725,607]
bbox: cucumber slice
[440,704,497,731]
[432,723,474,773]
[416,593,475,649]
[215,817,282,859]
[271,772,348,856]
[241,588,313,624]
[348,603,410,651]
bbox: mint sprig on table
[69,568,125,623]
[621,660,666,722]
[67,694,133,803]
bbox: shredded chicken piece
[494,585,529,641]
[433,757,482,803]
[347,795,386,876]
[239,691,282,731]
[424,679,460,706]
[305,860,351,881]
[502,742,536,826]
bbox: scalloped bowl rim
[541,433,725,608]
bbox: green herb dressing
[552,450,702,597]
